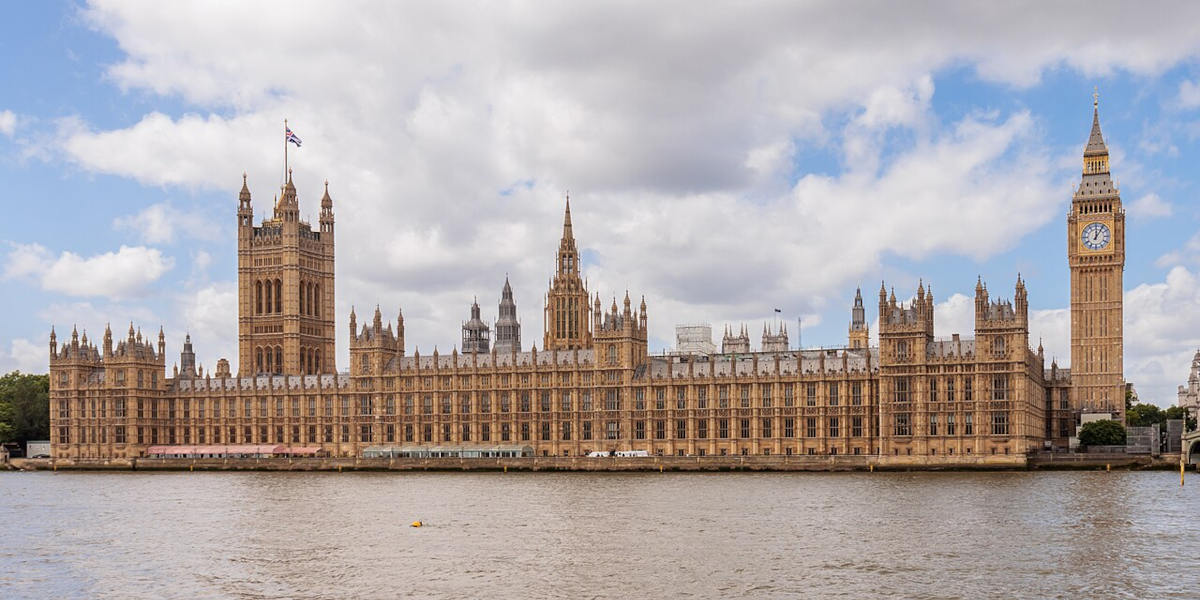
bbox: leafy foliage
[1126,403,1163,427]
[1126,401,1197,431]
[1078,419,1126,447]
[0,371,49,445]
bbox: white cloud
[34,1,1200,378]
[1124,267,1200,404]
[3,243,174,299]
[1178,79,1200,109]
[1155,231,1200,268]
[0,339,45,374]
[178,281,237,373]
[112,202,224,244]
[0,110,15,137]
[1127,192,1173,220]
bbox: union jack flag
[286,127,302,147]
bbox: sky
[2,1,1200,406]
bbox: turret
[349,306,357,343]
[849,287,869,349]
[237,172,253,230]
[276,169,300,223]
[1015,273,1028,320]
[319,180,335,234]
[494,278,521,353]
[396,307,405,354]
[180,333,196,377]
[103,324,113,357]
[49,326,57,357]
[463,298,491,354]
[157,326,165,357]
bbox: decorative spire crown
[1084,87,1108,158]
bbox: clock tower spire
[1068,90,1125,420]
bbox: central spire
[556,194,578,277]
[561,193,575,250]
[1085,87,1108,159]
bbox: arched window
[264,347,272,373]
[307,283,314,316]
[275,346,283,374]
[275,280,282,314]
[299,283,305,316]
[315,349,321,373]
[256,347,263,373]
[255,281,263,314]
[314,284,320,317]
[607,345,617,365]
[264,280,272,314]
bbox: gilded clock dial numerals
[1081,222,1110,250]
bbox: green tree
[1126,403,1163,427]
[1078,419,1126,447]
[0,371,50,445]
[1163,405,1198,431]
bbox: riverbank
[7,453,1182,472]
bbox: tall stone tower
[494,277,521,353]
[849,287,869,349]
[543,196,592,350]
[237,171,336,376]
[462,299,491,354]
[1067,94,1125,418]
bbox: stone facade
[1067,96,1126,418]
[1178,350,1200,413]
[48,100,1125,460]
[237,171,336,376]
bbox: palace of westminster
[47,100,1128,461]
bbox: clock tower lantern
[1068,91,1125,419]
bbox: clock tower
[1068,92,1125,419]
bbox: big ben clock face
[1081,222,1111,250]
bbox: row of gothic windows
[255,279,283,314]
[254,279,323,317]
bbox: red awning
[144,444,280,456]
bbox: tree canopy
[1078,419,1126,447]
[0,371,49,445]
[1126,401,1196,431]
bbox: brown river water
[1,470,1198,599]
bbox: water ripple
[1,471,1199,599]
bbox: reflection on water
[1,471,1197,599]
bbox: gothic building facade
[47,100,1125,461]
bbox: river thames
[1,470,1198,599]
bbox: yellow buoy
[411,521,423,528]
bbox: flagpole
[284,118,288,183]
